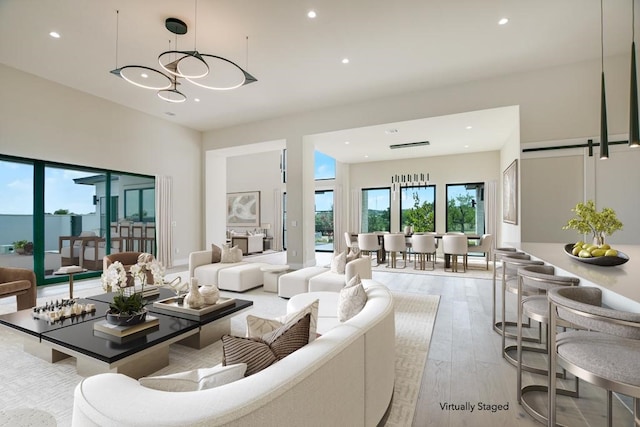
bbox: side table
[53,267,87,299]
[260,264,290,293]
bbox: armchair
[59,231,97,266]
[0,267,37,310]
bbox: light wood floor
[3,254,634,427]
[369,270,634,427]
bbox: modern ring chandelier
[109,7,257,103]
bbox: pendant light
[630,0,640,147]
[600,0,610,159]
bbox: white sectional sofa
[278,256,373,298]
[189,249,267,292]
[71,283,396,427]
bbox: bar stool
[513,265,580,424]
[548,286,640,427]
[383,233,407,268]
[492,247,520,335]
[500,254,544,359]
[411,234,437,270]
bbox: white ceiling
[0,0,634,163]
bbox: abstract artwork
[227,191,260,227]
[503,159,518,224]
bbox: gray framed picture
[227,191,260,227]
[503,159,517,224]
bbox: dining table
[352,232,481,267]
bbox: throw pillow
[221,244,243,263]
[330,250,347,274]
[338,273,367,322]
[138,363,247,392]
[211,243,222,263]
[231,245,243,262]
[346,247,361,263]
[246,299,319,342]
[223,313,311,376]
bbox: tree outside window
[400,186,435,232]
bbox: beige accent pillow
[138,363,247,392]
[246,299,319,342]
[211,244,222,263]
[330,250,347,274]
[222,314,311,376]
[346,247,361,263]
[338,273,368,322]
[221,244,243,263]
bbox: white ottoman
[218,263,267,292]
[277,266,328,298]
[260,264,290,293]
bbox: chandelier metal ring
[157,88,187,103]
[114,66,173,91]
[158,50,210,79]
[185,54,257,91]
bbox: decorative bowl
[563,244,629,267]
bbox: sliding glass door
[315,190,334,252]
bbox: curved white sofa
[71,283,395,427]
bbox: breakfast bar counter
[509,242,640,312]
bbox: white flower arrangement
[101,261,127,293]
[130,252,165,286]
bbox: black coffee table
[0,296,199,378]
[88,288,253,349]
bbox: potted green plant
[563,200,623,246]
[12,240,30,255]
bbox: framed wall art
[502,159,518,224]
[227,191,260,227]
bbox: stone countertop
[509,242,640,312]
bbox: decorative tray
[563,243,629,267]
[152,296,236,317]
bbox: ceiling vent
[389,141,430,150]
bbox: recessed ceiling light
[140,73,148,79]
[344,141,350,145]
[464,145,470,148]
[307,10,317,19]
[498,18,509,25]
[466,125,473,130]
[385,129,399,134]
[341,58,350,64]
[194,98,201,102]
[49,31,60,38]
[364,155,369,158]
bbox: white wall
[0,64,203,267]
[202,55,636,260]
[349,150,500,232]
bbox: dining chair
[383,233,407,268]
[548,286,640,427]
[442,234,468,272]
[344,232,358,252]
[467,234,493,269]
[357,233,381,265]
[411,234,437,270]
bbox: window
[124,183,155,223]
[314,151,336,180]
[315,190,334,251]
[0,154,154,284]
[283,192,287,250]
[446,183,485,234]
[400,185,436,232]
[361,188,390,232]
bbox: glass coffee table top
[0,299,111,338]
[41,312,198,364]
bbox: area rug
[372,255,493,280]
[0,275,439,427]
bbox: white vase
[199,285,220,305]
[183,278,205,309]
